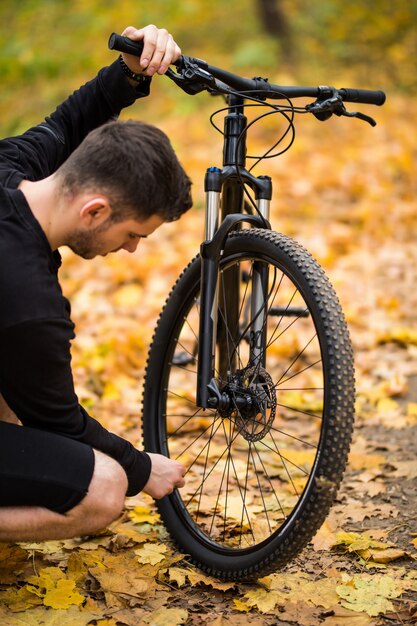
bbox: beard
[65,222,111,259]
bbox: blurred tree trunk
[256,0,292,61]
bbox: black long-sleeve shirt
[0,60,152,495]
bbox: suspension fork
[249,196,271,370]
[196,167,272,409]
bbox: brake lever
[340,110,377,127]
[306,95,377,126]
[165,55,217,95]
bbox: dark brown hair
[57,119,192,222]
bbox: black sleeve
[0,319,151,496]
[0,59,151,187]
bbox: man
[0,25,191,541]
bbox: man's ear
[79,197,112,228]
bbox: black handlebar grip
[339,88,386,106]
[108,33,144,56]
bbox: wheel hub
[218,366,277,442]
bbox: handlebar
[108,33,386,107]
[338,88,385,106]
[108,32,181,69]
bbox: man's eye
[129,233,139,240]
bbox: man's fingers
[120,25,180,76]
[144,28,172,75]
[157,35,181,75]
[137,24,160,71]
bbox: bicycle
[109,34,386,580]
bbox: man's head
[56,119,192,258]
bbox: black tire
[142,229,354,580]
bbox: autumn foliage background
[0,1,416,625]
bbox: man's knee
[69,450,127,531]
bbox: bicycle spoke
[165,406,204,432]
[168,415,218,455]
[252,441,288,520]
[209,441,231,536]
[275,402,323,420]
[167,388,199,407]
[248,445,273,534]
[181,417,224,476]
[195,411,220,523]
[275,358,323,389]
[238,441,254,547]
[226,410,318,448]
[183,417,244,507]
[268,430,304,497]
[274,333,320,386]
[257,435,311,478]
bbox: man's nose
[123,239,140,253]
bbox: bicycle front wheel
[142,228,355,580]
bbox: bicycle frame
[196,93,273,409]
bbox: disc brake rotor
[233,366,276,442]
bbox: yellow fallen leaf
[109,524,149,545]
[128,505,160,525]
[333,531,391,553]
[363,548,406,563]
[19,541,65,555]
[89,567,151,597]
[411,537,417,550]
[42,578,84,609]
[135,543,169,565]
[311,519,338,551]
[233,598,251,612]
[264,572,339,609]
[242,588,283,613]
[0,586,43,612]
[168,567,187,587]
[25,568,84,610]
[26,567,66,595]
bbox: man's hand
[121,25,181,77]
[142,452,185,499]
